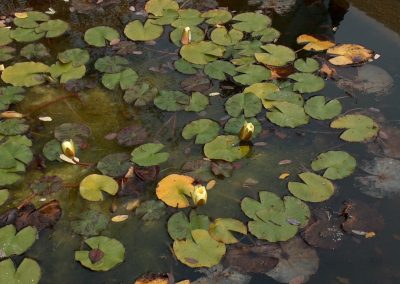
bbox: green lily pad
[209,218,247,244]
[124,83,158,106]
[71,209,109,236]
[174,58,203,74]
[182,119,220,144]
[75,236,125,271]
[145,0,179,16]
[54,122,91,142]
[244,82,279,102]
[232,12,271,32]
[94,56,130,73]
[224,116,262,138]
[13,11,49,28]
[241,191,310,242]
[58,48,90,67]
[263,90,304,109]
[173,229,226,268]
[151,9,179,25]
[252,27,280,43]
[124,20,163,41]
[185,92,209,112]
[294,58,319,73]
[0,46,15,61]
[204,60,236,80]
[1,62,49,87]
[50,62,86,84]
[0,28,12,46]
[168,211,210,241]
[311,151,356,180]
[101,68,138,90]
[210,27,243,46]
[289,73,325,93]
[131,143,169,166]
[79,174,119,202]
[204,135,248,162]
[234,40,263,56]
[267,102,309,128]
[304,96,342,120]
[0,189,9,206]
[10,27,45,42]
[288,172,335,202]
[233,64,271,85]
[20,43,50,60]
[97,153,131,178]
[42,139,62,162]
[225,92,262,117]
[0,258,41,284]
[135,200,166,221]
[330,114,379,142]
[202,9,232,25]
[0,119,29,136]
[154,90,189,111]
[0,225,37,257]
[255,44,295,67]
[180,41,225,65]
[84,26,119,47]
[170,26,205,47]
[35,19,69,38]
[0,86,25,111]
[172,9,204,27]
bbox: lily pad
[1,62,49,87]
[124,20,164,41]
[79,174,119,202]
[71,209,109,236]
[180,41,225,65]
[224,116,262,138]
[0,28,12,46]
[84,26,119,47]
[13,11,49,28]
[288,172,335,202]
[225,93,262,117]
[154,90,189,111]
[0,46,15,61]
[35,19,69,38]
[145,0,179,16]
[232,12,271,32]
[172,9,204,27]
[170,26,205,47]
[267,102,309,128]
[209,218,247,244]
[124,83,158,106]
[294,58,319,73]
[255,44,295,67]
[233,64,271,85]
[252,27,280,43]
[210,27,243,46]
[262,90,304,109]
[204,60,236,80]
[94,56,130,73]
[156,174,195,208]
[327,44,374,66]
[288,73,325,93]
[10,28,44,42]
[168,211,210,240]
[304,96,342,120]
[0,189,9,206]
[243,82,279,103]
[182,160,213,182]
[131,143,169,166]
[58,48,90,67]
[173,229,226,268]
[330,114,379,142]
[151,9,179,25]
[0,224,37,257]
[75,236,125,271]
[0,119,29,136]
[54,122,91,142]
[204,135,249,162]
[311,151,356,180]
[135,200,166,221]
[234,40,263,57]
[297,34,335,51]
[202,9,232,25]
[174,58,203,74]
[0,86,25,111]
[50,62,86,84]
[185,92,209,112]
[97,153,131,178]
[182,119,220,144]
[101,68,138,90]
[0,258,41,284]
[20,43,50,60]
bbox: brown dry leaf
[156,174,195,208]
[297,34,335,51]
[327,44,375,66]
[341,200,384,234]
[175,281,190,284]
[206,179,216,190]
[269,65,295,79]
[135,274,169,284]
[111,215,129,222]
[15,12,28,18]
[365,232,376,238]
[125,199,140,211]
[279,173,290,180]
[1,111,24,118]
[319,63,337,79]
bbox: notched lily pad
[84,26,119,47]
[331,114,379,142]
[156,174,195,208]
[0,258,41,284]
[288,172,335,202]
[131,143,169,167]
[1,62,49,87]
[311,151,356,180]
[0,224,37,257]
[304,96,342,120]
[204,135,249,162]
[182,119,220,144]
[225,93,262,118]
[79,174,119,202]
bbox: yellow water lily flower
[181,26,191,45]
[239,121,254,141]
[61,139,76,158]
[191,185,207,206]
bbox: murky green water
[1,0,400,283]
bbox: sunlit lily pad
[71,209,109,236]
[154,90,189,111]
[156,174,195,208]
[267,102,309,128]
[79,174,119,201]
[0,28,12,46]
[168,211,210,240]
[304,96,342,120]
[311,151,356,180]
[58,48,89,67]
[180,41,225,65]
[262,90,304,109]
[327,44,374,66]
[124,83,158,106]
[288,172,335,202]
[102,68,138,90]
[135,200,166,221]
[296,34,335,51]
[224,115,262,138]
[0,189,9,206]
[0,119,29,135]
[97,153,131,178]
[232,12,271,32]
[94,56,130,73]
[210,27,243,46]
[20,43,50,60]
[172,9,204,27]
[233,64,271,85]
[0,86,25,111]
[151,9,179,25]
[243,82,279,104]
[35,19,69,38]
[330,114,379,142]
[1,62,49,87]
[173,229,226,268]
[234,40,263,56]
[209,218,247,244]
[204,135,248,162]
[204,60,236,80]
[255,44,295,67]
[84,26,119,47]
[13,11,49,28]
[225,93,262,117]
[75,236,125,271]
[202,9,232,24]
[170,26,205,46]
[131,143,169,166]
[182,119,220,144]
[50,62,86,84]
[294,58,319,73]
[288,73,325,93]
[145,0,179,16]
[0,258,41,284]
[124,20,164,41]
[0,224,37,257]
[252,27,280,43]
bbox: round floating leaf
[304,96,342,120]
[154,90,189,111]
[145,0,179,16]
[204,135,249,162]
[131,143,169,166]
[244,82,279,103]
[10,28,44,42]
[94,56,130,73]
[297,34,335,51]
[50,62,86,84]
[209,218,247,244]
[97,153,131,178]
[75,236,125,271]
[79,174,119,202]
[0,46,15,61]
[1,62,49,87]
[225,93,262,118]
[330,114,379,142]
[124,20,163,41]
[255,44,295,67]
[0,28,12,46]
[204,60,236,80]
[84,26,119,47]
[311,151,356,180]
[20,43,50,60]
[232,12,271,32]
[182,119,220,144]
[233,64,271,85]
[327,44,374,66]
[156,174,195,208]
[116,124,149,147]
[267,102,309,128]
[151,9,178,25]
[180,41,225,65]
[135,200,166,221]
[71,210,109,236]
[102,68,138,90]
[124,83,158,106]
[202,9,232,25]
[0,86,25,111]
[289,73,325,93]
[58,48,89,67]
[185,92,209,112]
[0,225,37,257]
[174,58,202,74]
[294,58,319,73]
[35,19,69,38]
[0,258,41,284]
[263,90,304,109]
[182,160,213,182]
[0,189,9,206]
[0,119,29,136]
[210,27,243,46]
[234,40,263,56]
[252,27,280,43]
[172,9,204,27]
[288,172,335,202]
[173,229,226,268]
[54,122,91,142]
[224,115,261,138]
[13,11,49,28]
[168,211,210,241]
[170,26,204,47]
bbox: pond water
[0,0,400,283]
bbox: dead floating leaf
[279,173,290,180]
[206,179,216,190]
[14,12,28,18]
[297,34,335,51]
[134,273,169,284]
[111,215,129,222]
[327,44,375,66]
[1,111,24,118]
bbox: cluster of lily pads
[0,0,383,282]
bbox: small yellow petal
[111,215,129,222]
[279,173,290,180]
[206,180,216,190]
[365,232,376,239]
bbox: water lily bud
[181,26,191,45]
[61,139,76,158]
[239,122,254,141]
[192,185,207,206]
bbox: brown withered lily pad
[211,160,234,178]
[117,124,149,147]
[182,160,213,182]
[181,73,212,93]
[30,175,64,196]
[134,165,159,181]
[134,273,170,284]
[118,176,146,197]
[341,200,384,234]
